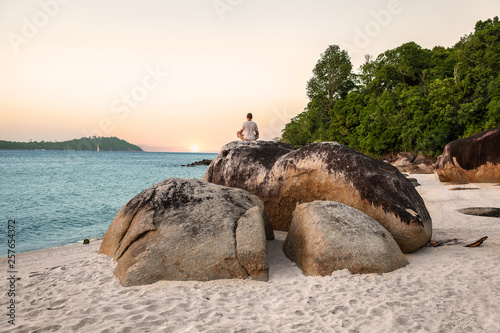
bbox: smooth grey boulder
[283,201,409,276]
[99,178,269,286]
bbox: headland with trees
[0,136,143,151]
[280,17,500,158]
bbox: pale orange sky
[1,0,499,152]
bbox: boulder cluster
[385,152,436,174]
[182,159,213,167]
[204,141,432,253]
[100,141,433,286]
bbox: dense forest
[0,136,143,151]
[281,17,500,157]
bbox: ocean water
[1,150,217,254]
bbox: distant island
[0,136,143,151]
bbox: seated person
[237,113,259,141]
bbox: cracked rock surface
[99,178,269,286]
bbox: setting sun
[190,144,200,152]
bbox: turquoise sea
[1,150,217,254]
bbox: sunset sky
[1,0,499,152]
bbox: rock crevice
[99,178,269,286]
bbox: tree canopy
[281,17,500,157]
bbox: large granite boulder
[283,201,409,276]
[267,142,431,253]
[99,178,269,286]
[203,140,295,198]
[205,141,432,253]
[437,126,500,183]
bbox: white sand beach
[2,174,500,332]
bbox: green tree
[281,18,500,157]
[281,111,313,146]
[305,45,355,140]
[328,91,364,147]
[282,45,355,145]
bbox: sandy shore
[2,174,500,332]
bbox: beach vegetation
[281,17,500,157]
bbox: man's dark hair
[246,113,253,119]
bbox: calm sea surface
[1,150,217,254]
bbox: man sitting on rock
[237,113,259,141]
